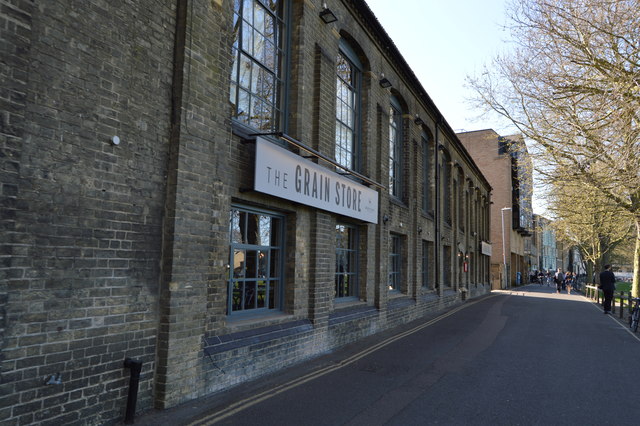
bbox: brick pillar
[307,212,333,327]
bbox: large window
[388,97,403,198]
[443,245,452,287]
[335,224,359,298]
[388,234,402,291]
[230,0,287,132]
[335,42,361,171]
[422,240,435,289]
[457,170,465,231]
[229,206,284,314]
[421,132,432,213]
[442,153,452,225]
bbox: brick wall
[1,1,175,424]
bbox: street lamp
[501,207,511,289]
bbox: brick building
[457,130,533,289]
[1,1,491,424]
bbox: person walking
[599,264,616,314]
[554,268,565,294]
[565,271,573,295]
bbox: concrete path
[135,285,640,425]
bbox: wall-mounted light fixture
[319,3,338,23]
[379,73,392,88]
[383,214,390,224]
[414,114,425,126]
[418,226,423,234]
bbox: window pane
[258,215,271,246]
[270,249,280,278]
[239,54,251,89]
[263,39,276,69]
[244,281,256,309]
[243,1,253,21]
[245,250,259,278]
[270,217,282,245]
[250,60,260,92]
[242,20,253,52]
[254,3,265,40]
[257,280,266,308]
[268,279,276,309]
[258,249,267,277]
[232,281,243,311]
[230,210,242,243]
[233,249,245,277]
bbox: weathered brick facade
[1,1,492,424]
[457,129,533,289]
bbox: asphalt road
[137,285,640,425]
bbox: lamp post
[501,207,511,289]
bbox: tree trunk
[633,217,640,298]
[585,261,594,285]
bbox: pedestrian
[565,271,573,295]
[554,268,565,293]
[599,264,616,314]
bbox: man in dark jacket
[599,264,616,314]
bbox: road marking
[188,294,500,425]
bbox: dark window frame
[228,205,285,315]
[388,234,402,291]
[230,0,290,136]
[335,40,362,172]
[388,96,403,199]
[335,223,360,299]
[421,132,433,214]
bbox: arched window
[335,40,362,171]
[230,0,289,132]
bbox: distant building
[527,214,541,273]
[537,215,558,271]
[458,130,533,289]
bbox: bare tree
[548,178,634,284]
[467,0,640,296]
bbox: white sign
[481,241,492,256]
[254,137,379,223]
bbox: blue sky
[365,0,513,133]
[365,1,548,214]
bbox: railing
[585,285,635,320]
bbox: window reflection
[230,0,284,132]
[335,52,358,171]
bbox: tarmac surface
[133,284,640,425]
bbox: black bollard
[123,358,143,424]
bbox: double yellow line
[189,295,497,425]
